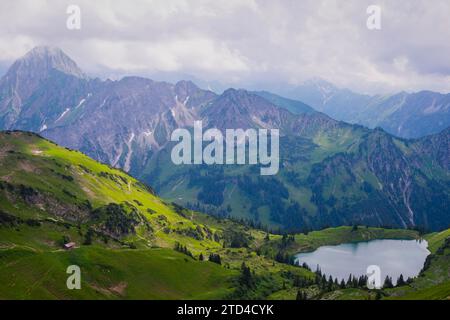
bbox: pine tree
[315,265,322,276]
[321,274,327,290]
[240,262,254,288]
[383,276,394,288]
[396,274,405,286]
[352,275,358,288]
[83,228,93,245]
[301,262,310,271]
[296,290,307,300]
[346,274,353,287]
[209,253,221,265]
[358,275,367,287]
[327,275,334,291]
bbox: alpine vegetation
[171,121,280,175]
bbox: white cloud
[81,37,249,74]
[0,0,450,94]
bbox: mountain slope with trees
[0,47,449,232]
[0,131,448,299]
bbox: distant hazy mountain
[0,47,449,231]
[276,79,450,139]
[253,91,316,115]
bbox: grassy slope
[0,131,448,300]
[0,131,227,252]
[0,131,311,299]
[0,132,237,299]
[383,229,450,300]
[316,228,450,300]
[425,229,450,253]
[261,226,419,256]
[0,246,234,299]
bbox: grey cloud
[0,0,450,94]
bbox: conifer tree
[239,262,254,288]
[383,276,394,288]
[396,274,405,286]
[346,274,353,287]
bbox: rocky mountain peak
[5,46,85,80]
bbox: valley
[0,131,448,300]
[1,0,449,305]
[1,47,448,232]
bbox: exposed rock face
[43,76,216,174]
[0,46,90,131]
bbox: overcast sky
[1,0,450,94]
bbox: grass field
[0,246,235,299]
[425,229,450,253]
[261,226,419,257]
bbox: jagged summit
[0,46,88,130]
[7,45,85,79]
[24,45,65,57]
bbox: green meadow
[0,131,448,300]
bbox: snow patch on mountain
[124,132,135,172]
[423,99,441,114]
[40,124,47,132]
[75,98,86,109]
[56,108,70,122]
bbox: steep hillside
[0,131,316,299]
[0,131,447,300]
[253,91,316,115]
[1,47,449,232]
[0,131,233,299]
[43,78,217,175]
[144,91,450,231]
[0,47,218,176]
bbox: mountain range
[0,46,449,232]
[274,78,450,139]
